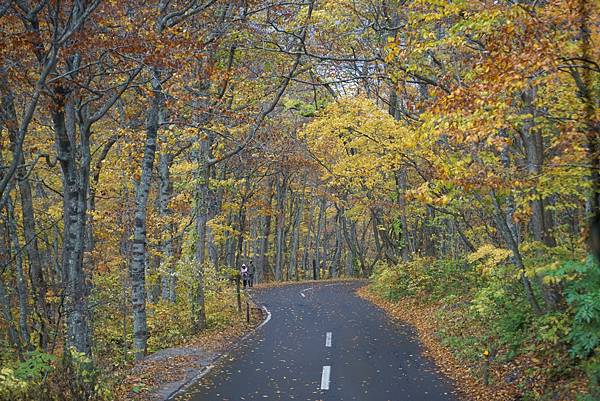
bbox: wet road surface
[173,281,461,401]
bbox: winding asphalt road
[173,281,461,401]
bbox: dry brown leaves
[114,305,265,401]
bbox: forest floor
[115,299,265,401]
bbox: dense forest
[0,0,599,400]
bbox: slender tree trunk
[274,174,288,281]
[54,101,92,356]
[490,192,542,315]
[302,205,315,276]
[193,132,213,333]
[331,209,343,278]
[0,275,22,357]
[289,182,305,280]
[225,212,235,268]
[87,135,118,255]
[345,248,353,277]
[3,68,49,350]
[259,179,274,282]
[342,215,366,276]
[395,170,410,262]
[6,197,31,349]
[235,180,250,269]
[207,163,220,268]
[371,210,383,262]
[522,87,560,311]
[158,152,175,302]
[131,69,162,360]
[314,198,326,279]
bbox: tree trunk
[53,102,92,357]
[342,214,366,276]
[521,87,560,311]
[235,179,250,269]
[490,192,542,315]
[274,174,288,281]
[6,199,31,349]
[0,276,22,357]
[206,162,220,268]
[302,204,314,277]
[225,212,235,268]
[3,68,49,350]
[314,198,326,279]
[193,131,213,333]
[158,152,176,302]
[0,203,22,355]
[131,69,162,360]
[395,170,410,262]
[331,209,343,278]
[258,179,274,282]
[345,247,353,277]
[289,183,305,280]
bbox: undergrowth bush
[370,257,477,302]
[0,349,111,401]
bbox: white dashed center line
[320,366,331,390]
[325,332,332,347]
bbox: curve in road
[173,281,461,401]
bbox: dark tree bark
[131,69,162,360]
[158,152,176,302]
[2,65,50,349]
[258,179,274,282]
[289,180,305,280]
[395,170,411,262]
[53,98,92,356]
[274,173,288,281]
[314,197,326,278]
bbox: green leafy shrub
[370,261,413,300]
[0,351,56,400]
[147,300,192,353]
[0,350,111,401]
[550,256,600,358]
[370,257,475,302]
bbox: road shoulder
[118,298,265,401]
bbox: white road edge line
[299,286,314,298]
[320,366,331,390]
[256,305,272,330]
[325,332,332,347]
[166,302,272,400]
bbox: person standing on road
[240,263,249,288]
[249,261,256,287]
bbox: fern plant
[551,257,600,358]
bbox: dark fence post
[312,259,317,280]
[246,301,250,323]
[236,276,242,312]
